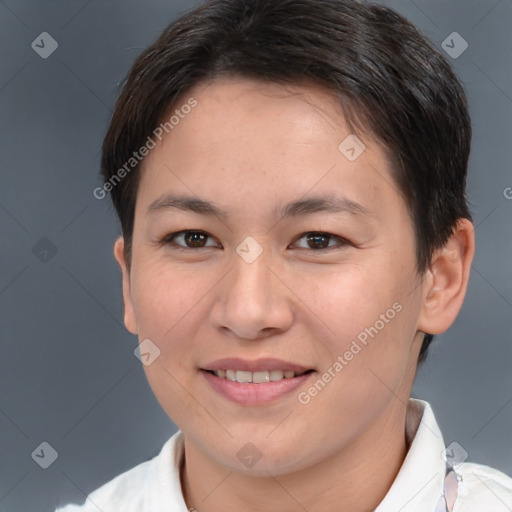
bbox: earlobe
[113,236,138,335]
[417,219,475,335]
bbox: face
[116,76,428,476]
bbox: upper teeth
[213,369,303,383]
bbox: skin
[113,76,475,512]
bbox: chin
[209,442,314,477]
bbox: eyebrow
[146,192,373,220]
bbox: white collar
[375,399,447,511]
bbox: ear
[113,236,138,335]
[417,218,475,335]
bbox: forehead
[136,76,404,227]
[188,76,348,124]
[172,77,355,151]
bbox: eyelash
[159,230,350,252]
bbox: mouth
[202,368,315,383]
[200,358,316,405]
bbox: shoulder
[55,457,154,512]
[455,461,512,511]
[55,434,180,512]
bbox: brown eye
[183,231,208,247]
[306,233,330,249]
[293,231,349,251]
[163,230,218,249]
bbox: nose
[210,247,294,341]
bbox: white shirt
[55,399,512,511]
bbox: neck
[180,400,409,512]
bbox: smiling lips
[210,369,311,383]
[201,357,315,404]
[202,357,313,380]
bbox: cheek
[305,262,416,391]
[129,264,209,401]
[307,263,399,341]
[130,266,208,427]
[131,263,202,336]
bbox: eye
[160,230,350,252]
[161,230,220,249]
[291,231,349,251]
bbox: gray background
[0,1,511,511]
